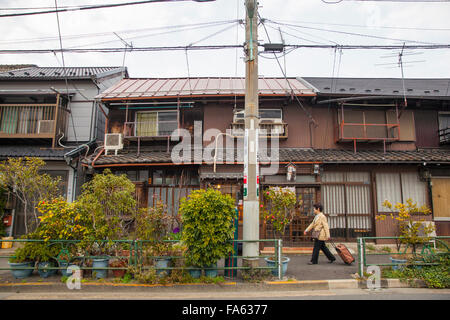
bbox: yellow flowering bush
[377,198,435,253]
[35,197,91,241]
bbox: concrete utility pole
[243,0,259,267]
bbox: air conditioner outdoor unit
[233,110,245,123]
[37,120,55,134]
[104,133,123,155]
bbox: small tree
[261,187,298,240]
[76,169,137,255]
[0,157,60,234]
[377,198,435,254]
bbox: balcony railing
[439,127,450,144]
[336,122,400,143]
[0,103,69,147]
[230,122,288,138]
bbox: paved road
[1,287,448,300]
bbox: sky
[1,0,450,79]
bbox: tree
[0,157,60,234]
[76,169,136,254]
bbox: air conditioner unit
[37,120,55,134]
[271,124,284,135]
[104,133,123,155]
[233,110,245,123]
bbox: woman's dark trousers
[311,239,335,264]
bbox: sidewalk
[0,243,424,293]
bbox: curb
[0,278,427,292]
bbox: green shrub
[180,188,235,268]
[382,253,449,289]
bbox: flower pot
[188,268,201,279]
[38,261,57,278]
[264,256,290,277]
[92,258,110,279]
[390,257,407,270]
[110,260,127,278]
[204,263,218,278]
[155,257,171,276]
[59,261,79,277]
[1,237,13,249]
[8,261,34,279]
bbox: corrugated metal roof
[0,66,125,80]
[96,77,316,100]
[302,77,450,97]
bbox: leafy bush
[382,253,450,289]
[180,188,235,268]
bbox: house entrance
[263,186,318,247]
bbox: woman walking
[304,203,335,265]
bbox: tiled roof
[82,148,450,166]
[302,77,450,97]
[0,66,126,80]
[0,146,75,160]
[96,77,316,100]
[0,64,37,72]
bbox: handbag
[311,229,320,239]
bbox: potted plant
[34,243,60,278]
[8,242,36,279]
[180,188,235,278]
[110,258,128,278]
[134,202,178,277]
[377,198,435,270]
[260,187,298,277]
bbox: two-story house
[82,76,450,247]
[0,65,128,236]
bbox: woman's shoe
[307,262,317,265]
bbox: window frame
[134,110,178,137]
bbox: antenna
[113,32,133,67]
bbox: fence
[0,238,285,280]
[356,236,450,277]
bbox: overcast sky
[1,0,450,79]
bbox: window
[376,172,427,211]
[135,111,177,136]
[233,109,282,121]
[438,112,450,143]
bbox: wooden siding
[415,109,440,148]
[431,178,450,219]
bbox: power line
[1,43,449,55]
[0,20,238,46]
[266,19,444,46]
[0,0,213,18]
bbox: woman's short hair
[313,203,323,212]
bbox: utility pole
[243,0,259,268]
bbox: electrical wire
[266,19,444,46]
[258,14,317,126]
[0,0,209,18]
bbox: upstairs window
[438,112,450,144]
[233,109,282,122]
[135,111,177,137]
